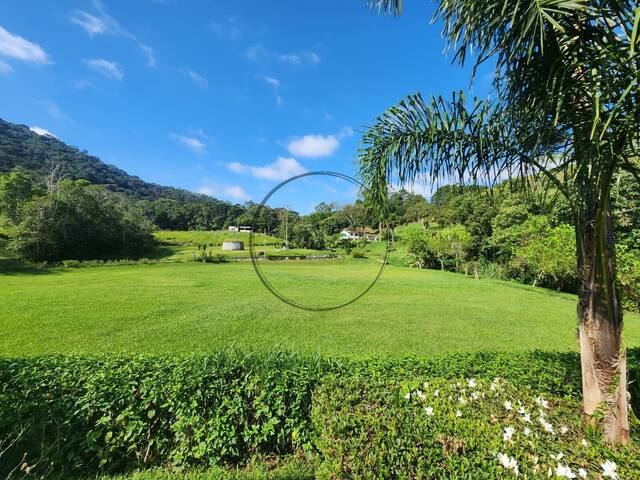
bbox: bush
[351,248,366,258]
[1,350,639,478]
[0,352,337,478]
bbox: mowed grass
[1,259,639,356]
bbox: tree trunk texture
[577,201,630,444]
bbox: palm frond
[434,0,585,68]
[367,0,403,16]
[358,92,552,209]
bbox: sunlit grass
[1,260,638,356]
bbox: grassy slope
[2,260,638,356]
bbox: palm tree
[359,0,639,443]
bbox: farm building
[339,228,380,242]
[228,226,252,233]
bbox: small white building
[339,228,380,242]
[228,226,252,233]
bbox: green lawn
[2,259,638,356]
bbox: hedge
[1,349,639,478]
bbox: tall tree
[360,0,639,443]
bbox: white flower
[467,378,477,388]
[496,453,519,475]
[471,391,480,400]
[578,468,587,479]
[456,410,463,417]
[517,406,527,415]
[504,400,513,411]
[425,406,434,416]
[555,463,576,479]
[416,390,426,400]
[523,427,531,436]
[458,396,467,405]
[539,417,554,434]
[581,438,588,448]
[521,413,531,423]
[423,381,429,389]
[551,452,564,461]
[404,392,411,400]
[601,460,618,479]
[503,426,515,441]
[535,396,549,409]
[433,389,439,397]
[560,425,569,434]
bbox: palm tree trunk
[577,200,630,444]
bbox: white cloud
[140,45,156,67]
[70,0,132,38]
[0,26,51,64]
[259,76,283,106]
[279,53,301,65]
[70,10,109,36]
[198,184,250,202]
[85,58,123,80]
[73,79,92,90]
[260,49,320,66]
[210,18,243,40]
[181,69,208,89]
[262,76,280,87]
[170,133,207,154]
[29,126,57,138]
[36,98,65,120]
[70,2,155,69]
[287,134,339,158]
[338,126,355,138]
[228,157,307,181]
[304,51,321,64]
[0,59,13,74]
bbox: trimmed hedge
[0,352,338,477]
[1,349,639,478]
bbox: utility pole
[284,205,290,249]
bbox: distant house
[339,228,380,242]
[228,226,252,233]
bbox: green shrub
[351,248,365,258]
[62,259,83,268]
[0,352,337,478]
[1,350,639,478]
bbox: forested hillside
[0,118,216,203]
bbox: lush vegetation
[0,168,154,262]
[2,350,640,479]
[361,0,639,442]
[394,182,640,310]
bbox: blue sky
[0,0,492,212]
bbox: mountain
[0,118,218,203]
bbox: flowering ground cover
[314,375,639,478]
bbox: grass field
[2,258,639,356]
[152,230,329,261]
